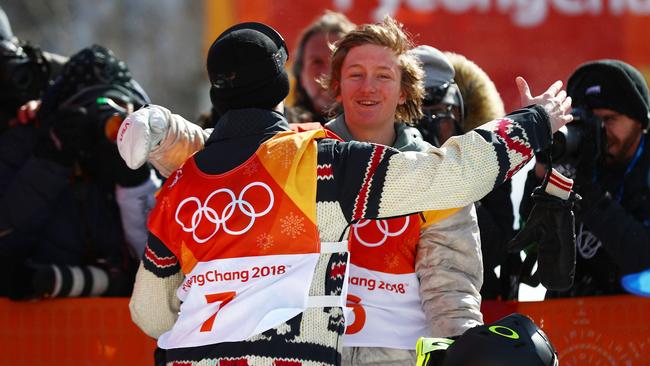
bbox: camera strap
[614,135,645,203]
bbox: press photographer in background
[0,45,159,300]
[520,59,650,297]
[0,5,66,133]
[1,5,68,196]
[412,49,518,300]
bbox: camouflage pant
[342,347,417,366]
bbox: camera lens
[549,124,582,164]
[538,107,601,166]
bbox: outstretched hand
[516,77,573,133]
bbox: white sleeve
[129,262,183,339]
[416,205,484,337]
[117,104,210,178]
[148,108,211,177]
[115,170,162,257]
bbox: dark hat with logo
[410,45,463,108]
[37,44,149,136]
[39,44,148,115]
[207,22,290,114]
[567,59,650,128]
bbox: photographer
[412,47,517,300]
[521,59,650,297]
[0,45,159,300]
[0,6,68,196]
[0,6,66,132]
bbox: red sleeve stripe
[353,145,386,220]
[317,164,333,180]
[273,360,303,366]
[549,170,573,190]
[494,119,534,180]
[506,160,527,181]
[495,119,534,159]
[219,358,250,366]
[548,175,573,191]
[144,246,178,268]
[329,262,347,279]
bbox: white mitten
[117,106,170,169]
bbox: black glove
[509,187,579,291]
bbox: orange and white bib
[344,209,459,349]
[148,130,349,349]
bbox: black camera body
[0,39,49,110]
[538,107,605,168]
[415,109,453,148]
[414,81,465,148]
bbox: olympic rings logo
[175,182,274,243]
[352,216,410,247]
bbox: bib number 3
[345,294,366,335]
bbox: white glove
[117,106,170,170]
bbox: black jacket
[521,134,650,297]
[477,181,516,300]
[0,124,135,297]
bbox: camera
[537,107,604,167]
[416,82,464,147]
[416,106,458,148]
[0,39,49,108]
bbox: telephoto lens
[538,107,603,166]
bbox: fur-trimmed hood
[444,52,505,131]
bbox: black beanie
[207,22,290,114]
[567,59,650,128]
[38,44,149,118]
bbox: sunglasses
[422,81,453,107]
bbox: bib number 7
[200,291,237,332]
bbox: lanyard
[614,136,645,203]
